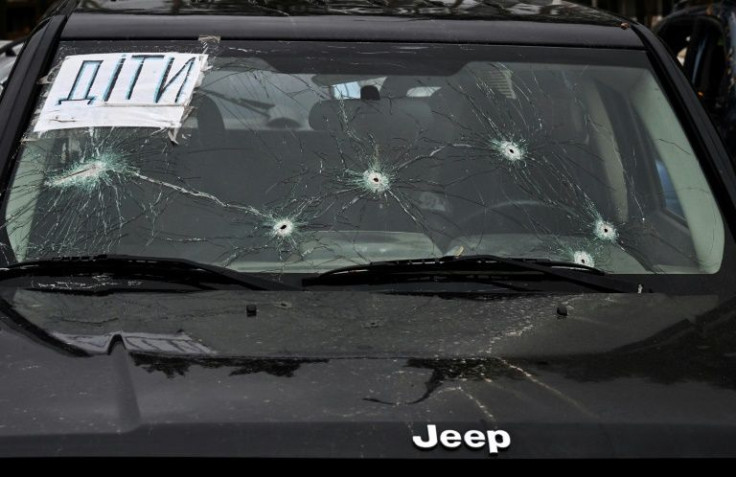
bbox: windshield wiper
[0,254,300,291]
[303,254,646,293]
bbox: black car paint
[1,0,736,458]
[2,289,736,457]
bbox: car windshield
[0,40,728,281]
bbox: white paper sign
[35,52,208,132]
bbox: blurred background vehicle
[0,37,23,96]
[1,0,53,40]
[655,1,736,160]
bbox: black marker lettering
[58,60,102,105]
[155,56,196,103]
[102,56,126,102]
[127,54,165,100]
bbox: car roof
[51,0,643,48]
[66,0,619,22]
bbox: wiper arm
[303,254,646,293]
[0,254,300,291]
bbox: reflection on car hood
[2,290,736,457]
[0,289,720,357]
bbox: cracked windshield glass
[2,40,726,279]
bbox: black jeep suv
[0,0,735,458]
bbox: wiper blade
[303,254,646,293]
[0,254,300,291]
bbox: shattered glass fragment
[271,218,296,238]
[361,168,391,195]
[573,250,595,267]
[46,154,133,190]
[493,139,525,163]
[593,219,618,242]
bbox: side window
[659,17,727,114]
[655,160,686,218]
[658,16,732,158]
[331,77,386,99]
[657,18,696,71]
[601,80,687,221]
[686,19,728,114]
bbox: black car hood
[2,288,736,457]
